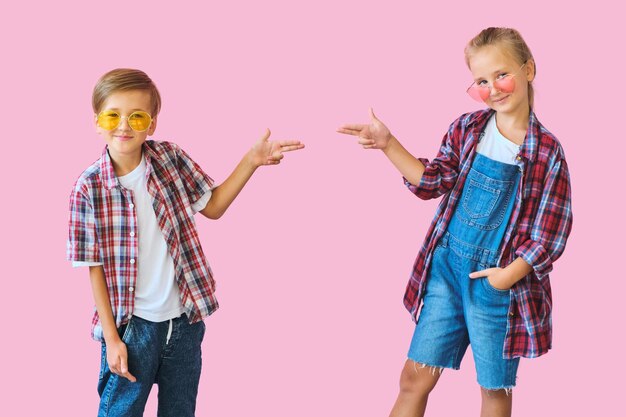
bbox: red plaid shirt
[404,109,573,359]
[67,141,218,341]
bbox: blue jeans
[408,232,520,390]
[97,314,206,417]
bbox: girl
[338,27,572,417]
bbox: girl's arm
[89,266,136,382]
[381,136,426,186]
[470,158,573,289]
[337,108,425,184]
[514,158,573,279]
[338,108,462,198]
[200,129,304,219]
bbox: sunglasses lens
[467,86,490,102]
[97,111,121,130]
[494,75,515,93]
[128,111,152,132]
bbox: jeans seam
[101,374,117,417]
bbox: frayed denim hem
[480,385,515,396]
[407,358,457,376]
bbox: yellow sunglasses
[97,110,153,132]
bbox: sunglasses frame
[96,110,154,132]
[466,62,527,102]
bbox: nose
[489,83,503,97]
[113,115,131,132]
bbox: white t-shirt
[73,155,212,323]
[476,114,522,166]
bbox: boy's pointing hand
[248,128,305,168]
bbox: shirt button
[129,203,135,209]
[130,232,135,237]
[129,286,135,292]
[130,259,136,264]
[509,311,515,317]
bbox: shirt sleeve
[191,189,213,214]
[67,189,101,263]
[515,159,573,280]
[175,145,215,208]
[403,117,463,200]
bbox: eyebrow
[474,68,509,82]
[103,107,149,112]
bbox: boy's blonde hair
[92,68,162,116]
[464,27,536,108]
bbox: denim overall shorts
[408,152,521,390]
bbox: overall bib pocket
[460,168,514,231]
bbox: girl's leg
[461,256,519,417]
[389,360,442,417]
[392,241,469,416]
[480,387,512,417]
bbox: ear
[94,113,102,134]
[147,116,158,136]
[525,59,536,83]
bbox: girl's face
[468,44,534,115]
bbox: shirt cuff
[403,158,431,197]
[191,189,213,214]
[72,261,104,268]
[515,238,553,280]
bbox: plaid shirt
[67,141,218,341]
[404,109,573,359]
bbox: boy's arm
[199,156,257,220]
[199,129,304,219]
[89,266,136,382]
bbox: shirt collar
[100,146,119,190]
[468,108,539,163]
[100,141,163,190]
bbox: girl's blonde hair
[92,68,162,116]
[464,27,536,108]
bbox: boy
[67,68,304,417]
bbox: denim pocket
[119,319,133,343]
[98,319,133,382]
[460,169,514,231]
[482,276,511,296]
[98,343,108,381]
[462,179,500,219]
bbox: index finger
[337,124,366,135]
[276,140,303,147]
[339,123,366,131]
[279,144,305,152]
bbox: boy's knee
[399,360,442,394]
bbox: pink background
[1,1,622,415]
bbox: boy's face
[95,89,157,160]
